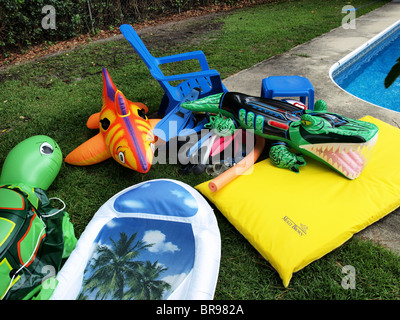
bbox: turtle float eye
[40,142,54,155]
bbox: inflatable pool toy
[50,179,221,300]
[183,93,379,179]
[187,131,218,163]
[0,136,62,195]
[197,116,400,287]
[65,68,159,173]
[208,133,265,192]
[0,135,77,300]
[210,132,239,157]
[205,113,236,138]
[182,92,379,179]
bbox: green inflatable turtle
[0,135,77,300]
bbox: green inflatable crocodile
[0,135,77,300]
[181,92,379,179]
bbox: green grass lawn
[1,0,399,299]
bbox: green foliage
[0,0,87,52]
[0,0,256,54]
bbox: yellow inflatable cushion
[196,116,400,287]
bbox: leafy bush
[0,0,254,54]
[0,0,88,52]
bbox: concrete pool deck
[222,1,400,255]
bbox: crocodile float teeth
[300,131,378,179]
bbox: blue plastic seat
[261,75,315,109]
[120,24,227,116]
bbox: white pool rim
[329,19,400,110]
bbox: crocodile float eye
[40,142,54,155]
[301,114,317,127]
[118,151,125,164]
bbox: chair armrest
[151,68,221,82]
[156,51,210,70]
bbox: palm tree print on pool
[77,217,195,300]
[124,260,171,300]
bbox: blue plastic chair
[120,24,227,115]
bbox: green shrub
[0,0,87,52]
[0,0,257,54]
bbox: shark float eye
[40,142,54,155]
[118,151,125,164]
[100,118,111,130]
[137,108,147,120]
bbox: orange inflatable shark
[65,68,159,173]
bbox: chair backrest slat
[120,24,159,72]
[120,24,226,115]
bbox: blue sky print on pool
[113,180,198,217]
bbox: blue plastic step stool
[261,75,315,109]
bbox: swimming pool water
[333,23,400,112]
